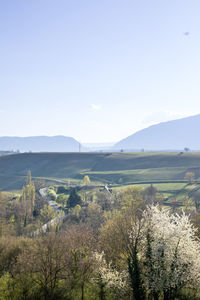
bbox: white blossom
[93,252,128,291]
[140,205,200,292]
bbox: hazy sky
[1,0,200,143]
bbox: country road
[32,188,65,236]
[39,187,65,214]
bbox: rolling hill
[0,136,80,152]
[114,114,200,150]
[1,152,200,190]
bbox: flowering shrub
[128,205,200,299]
[93,251,128,297]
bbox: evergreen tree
[26,170,32,185]
[67,189,82,209]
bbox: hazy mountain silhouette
[0,136,80,152]
[114,114,200,151]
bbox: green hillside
[1,152,200,190]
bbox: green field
[0,152,200,190]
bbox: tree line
[1,177,200,299]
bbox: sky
[0,0,200,143]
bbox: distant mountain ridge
[0,136,80,152]
[114,114,200,151]
[2,114,200,153]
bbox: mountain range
[1,114,200,152]
[0,136,80,152]
[114,114,200,151]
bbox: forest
[1,172,200,300]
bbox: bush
[67,189,82,209]
[48,189,57,201]
[56,186,68,194]
[57,194,68,206]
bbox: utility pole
[79,142,81,153]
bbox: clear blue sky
[0,0,200,142]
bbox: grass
[82,167,189,184]
[112,182,186,192]
[1,152,200,190]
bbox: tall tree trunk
[153,292,159,300]
[128,246,145,300]
[99,281,106,300]
[81,282,84,300]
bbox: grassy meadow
[1,151,200,208]
[1,151,200,190]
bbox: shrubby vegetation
[0,173,48,236]
[47,188,57,201]
[1,177,200,299]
